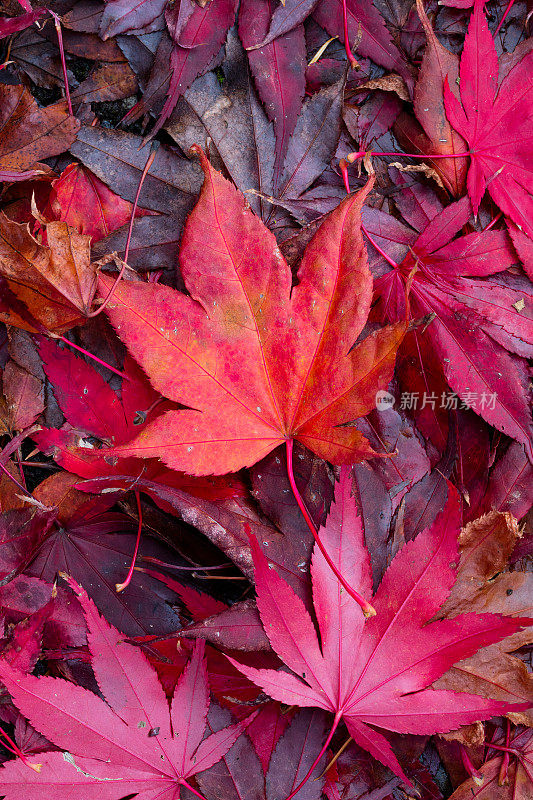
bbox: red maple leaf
[443,0,533,237]
[364,193,533,459]
[47,163,151,244]
[99,148,404,476]
[228,472,529,785]
[33,338,244,500]
[0,578,255,798]
[33,337,176,480]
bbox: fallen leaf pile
[0,0,530,797]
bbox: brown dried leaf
[70,62,138,106]
[441,512,521,614]
[0,215,96,333]
[357,73,410,101]
[411,0,467,195]
[389,161,445,190]
[32,472,97,524]
[0,85,79,178]
[439,722,485,748]
[435,512,533,726]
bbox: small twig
[116,491,143,592]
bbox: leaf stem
[116,491,143,592]
[339,160,399,269]
[318,735,353,778]
[283,712,342,800]
[0,724,41,772]
[347,149,469,161]
[498,720,511,786]
[0,461,32,498]
[460,744,483,786]
[56,335,130,381]
[89,149,155,319]
[179,779,210,800]
[49,11,72,116]
[362,225,399,269]
[285,440,375,617]
[124,149,155,263]
[340,0,358,68]
[339,158,351,194]
[482,211,502,232]
[87,258,129,319]
[495,0,516,35]
[484,743,519,756]
[140,557,233,571]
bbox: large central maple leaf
[228,473,530,782]
[99,148,404,475]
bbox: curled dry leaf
[435,511,533,726]
[407,0,468,196]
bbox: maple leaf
[313,0,410,81]
[0,8,46,41]
[166,28,277,222]
[48,163,151,244]
[443,0,533,237]
[227,472,530,781]
[1,356,44,432]
[365,193,533,459]
[77,467,316,606]
[0,480,183,638]
[33,338,249,537]
[482,440,533,521]
[238,0,305,195]
[0,578,255,798]
[509,224,533,283]
[99,148,404,475]
[33,337,174,479]
[196,705,327,800]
